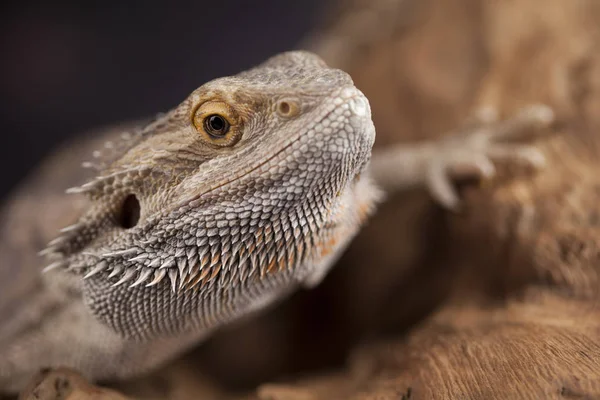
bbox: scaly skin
[0,51,554,393]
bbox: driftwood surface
[18,0,600,399]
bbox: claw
[517,147,546,168]
[473,155,496,178]
[448,155,496,180]
[426,161,460,211]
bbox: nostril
[118,194,140,229]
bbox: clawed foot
[426,104,555,210]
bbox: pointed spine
[112,269,136,287]
[83,261,108,279]
[130,268,153,288]
[146,269,167,287]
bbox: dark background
[0,1,323,198]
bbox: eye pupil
[209,115,224,131]
[204,114,229,136]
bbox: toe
[427,161,460,210]
[487,145,547,169]
[489,104,555,141]
[447,154,496,180]
[471,106,500,125]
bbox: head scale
[42,51,376,340]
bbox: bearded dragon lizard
[0,51,554,393]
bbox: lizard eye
[193,100,242,147]
[204,114,229,137]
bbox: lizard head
[42,51,378,340]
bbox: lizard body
[0,51,553,393]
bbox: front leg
[370,104,555,209]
